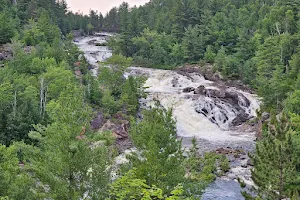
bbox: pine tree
[129,107,185,194]
[0,143,37,199]
[171,0,190,41]
[182,25,207,62]
[251,113,300,199]
[28,86,112,199]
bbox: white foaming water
[76,35,112,76]
[129,67,260,143]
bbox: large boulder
[99,119,129,140]
[91,112,105,130]
[225,91,240,104]
[262,112,270,122]
[231,112,250,126]
[205,89,226,98]
[183,87,195,93]
[194,85,206,95]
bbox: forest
[1,0,300,199]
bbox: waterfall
[126,67,260,144]
[75,35,261,200]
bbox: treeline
[106,0,300,199]
[0,0,130,44]
[107,0,300,109]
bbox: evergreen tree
[0,11,17,44]
[0,143,37,199]
[251,113,300,199]
[28,86,112,199]
[129,107,185,194]
[182,25,207,62]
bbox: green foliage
[109,169,164,200]
[182,25,207,62]
[27,87,112,199]
[101,91,121,115]
[120,76,140,115]
[87,23,94,35]
[0,11,17,44]
[98,55,144,115]
[130,29,176,67]
[23,19,46,45]
[0,5,87,146]
[129,107,185,194]
[109,169,185,200]
[251,113,300,199]
[183,137,230,197]
[103,54,133,71]
[204,45,216,63]
[0,143,36,199]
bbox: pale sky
[65,0,150,15]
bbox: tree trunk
[40,78,44,117]
[279,144,284,200]
[13,90,17,118]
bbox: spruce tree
[129,107,185,194]
[251,113,300,199]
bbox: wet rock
[216,147,235,154]
[241,164,248,168]
[238,95,251,107]
[75,70,82,77]
[247,159,254,166]
[231,112,250,126]
[262,112,270,122]
[228,173,236,180]
[87,39,97,45]
[234,154,241,159]
[112,123,128,139]
[205,89,226,98]
[202,70,223,82]
[183,87,195,93]
[225,91,239,105]
[91,112,104,130]
[240,155,248,160]
[172,77,179,87]
[99,119,132,152]
[194,85,206,95]
[216,147,246,156]
[116,138,132,153]
[0,44,12,60]
[0,53,4,60]
[99,119,129,139]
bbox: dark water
[202,179,244,200]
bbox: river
[75,34,260,200]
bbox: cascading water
[76,34,112,76]
[129,67,259,143]
[75,34,261,200]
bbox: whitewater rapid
[76,35,260,200]
[128,67,259,151]
[76,35,112,76]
